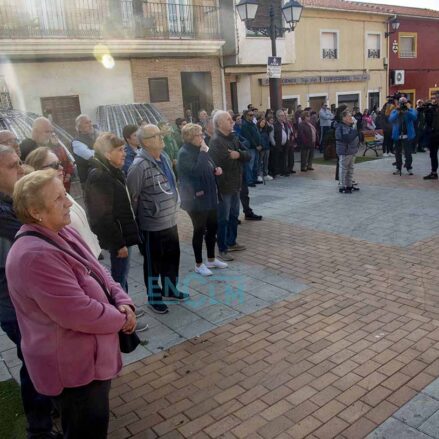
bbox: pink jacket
[6,224,134,396]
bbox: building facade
[0,0,225,133]
[224,0,391,114]
[386,6,439,102]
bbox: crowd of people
[0,95,439,437]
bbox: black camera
[386,92,402,104]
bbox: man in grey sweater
[127,124,188,314]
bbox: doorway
[309,96,327,112]
[41,95,81,136]
[368,92,380,111]
[282,97,298,114]
[181,72,213,118]
[230,82,238,114]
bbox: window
[336,92,361,112]
[368,92,380,110]
[149,77,169,103]
[321,31,338,59]
[398,89,416,104]
[399,33,417,58]
[366,33,380,59]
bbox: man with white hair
[0,146,59,438]
[127,124,187,314]
[0,130,20,157]
[209,111,250,261]
[20,116,53,160]
[72,114,98,184]
[20,117,75,191]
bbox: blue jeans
[110,246,132,292]
[1,320,53,438]
[248,149,258,182]
[217,192,240,252]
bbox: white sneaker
[265,175,273,181]
[194,263,213,276]
[206,258,228,269]
[257,176,263,182]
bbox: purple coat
[6,224,133,396]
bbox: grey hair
[212,110,229,129]
[341,110,352,118]
[31,117,51,137]
[75,114,91,132]
[0,144,15,158]
[136,124,157,145]
[275,110,284,118]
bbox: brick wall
[130,57,224,122]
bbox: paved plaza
[2,152,439,438]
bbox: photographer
[422,95,439,180]
[389,97,417,176]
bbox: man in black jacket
[0,146,57,438]
[209,111,250,261]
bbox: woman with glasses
[177,123,227,276]
[25,147,102,258]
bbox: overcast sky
[350,0,439,10]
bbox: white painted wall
[0,59,134,118]
[236,19,296,65]
[236,74,252,112]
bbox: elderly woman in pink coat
[6,169,137,439]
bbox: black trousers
[187,209,217,264]
[282,143,295,174]
[1,321,53,438]
[52,380,111,439]
[395,138,412,171]
[430,143,439,173]
[240,178,252,216]
[383,130,394,154]
[268,146,283,176]
[142,226,180,302]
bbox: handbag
[14,231,140,354]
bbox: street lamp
[236,0,303,112]
[385,16,400,38]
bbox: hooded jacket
[335,122,360,156]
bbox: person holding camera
[335,110,360,194]
[389,97,417,176]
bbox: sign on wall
[392,40,398,54]
[267,57,282,78]
[261,73,370,86]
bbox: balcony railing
[368,49,380,59]
[399,51,416,58]
[0,0,221,40]
[322,49,337,59]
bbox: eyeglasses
[143,133,164,140]
[42,161,62,170]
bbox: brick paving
[2,152,439,438]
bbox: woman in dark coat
[85,133,146,328]
[177,123,228,276]
[298,111,318,172]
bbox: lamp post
[236,0,303,112]
[385,16,400,38]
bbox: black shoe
[424,173,438,180]
[393,169,402,176]
[245,212,263,221]
[164,292,190,302]
[301,168,307,172]
[418,149,426,152]
[149,302,169,314]
[98,252,104,260]
[248,183,256,187]
[339,187,352,194]
[350,186,360,191]
[254,180,263,184]
[307,167,315,171]
[290,170,296,174]
[238,219,242,225]
[280,173,290,177]
[392,161,397,166]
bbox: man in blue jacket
[0,146,58,438]
[389,97,417,175]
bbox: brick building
[0,0,225,132]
